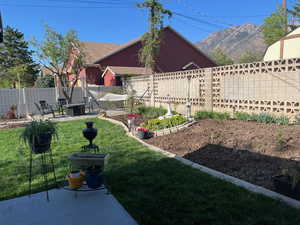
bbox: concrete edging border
[99,116,300,210]
[153,120,197,137]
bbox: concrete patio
[0,188,138,225]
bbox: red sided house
[72,26,216,87]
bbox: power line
[173,12,225,29]
[173,17,214,33]
[0,3,134,9]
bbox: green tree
[35,74,55,88]
[210,48,234,66]
[262,6,287,45]
[137,0,172,71]
[238,51,263,64]
[0,26,38,88]
[33,25,85,103]
[288,0,300,30]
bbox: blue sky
[0,0,295,44]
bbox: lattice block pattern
[124,58,300,116]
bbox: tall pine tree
[0,26,38,88]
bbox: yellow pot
[67,173,84,189]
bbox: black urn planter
[29,132,52,154]
[83,121,98,146]
[86,166,103,189]
[272,175,300,200]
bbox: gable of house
[93,26,217,73]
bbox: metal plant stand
[28,149,57,202]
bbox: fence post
[23,88,29,117]
[204,68,213,111]
[150,74,155,107]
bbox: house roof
[93,26,216,66]
[102,66,152,77]
[80,41,121,64]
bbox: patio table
[65,103,85,116]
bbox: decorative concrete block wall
[125,58,300,118]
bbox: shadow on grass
[105,155,300,225]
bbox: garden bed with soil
[145,118,300,192]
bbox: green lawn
[1,118,300,225]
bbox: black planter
[272,175,300,200]
[82,121,98,146]
[29,132,52,154]
[86,166,103,189]
[137,130,146,139]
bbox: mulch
[144,118,300,192]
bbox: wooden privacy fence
[0,85,122,116]
[124,58,300,118]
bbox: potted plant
[272,164,300,200]
[137,127,150,139]
[20,119,58,154]
[127,113,139,132]
[66,170,85,189]
[85,165,103,189]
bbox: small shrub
[133,105,167,119]
[211,112,230,120]
[234,112,252,121]
[142,115,188,131]
[6,104,17,119]
[275,115,289,125]
[194,111,213,119]
[256,113,277,124]
[294,114,300,125]
[194,111,230,120]
[276,129,287,151]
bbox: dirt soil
[144,118,300,191]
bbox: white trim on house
[182,61,201,70]
[101,67,116,78]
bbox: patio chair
[35,100,55,118]
[57,98,67,115]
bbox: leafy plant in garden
[142,115,188,130]
[276,129,287,151]
[234,112,252,121]
[133,105,167,119]
[194,111,230,120]
[256,113,277,124]
[294,114,300,125]
[275,115,290,125]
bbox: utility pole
[283,0,288,33]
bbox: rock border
[99,116,300,209]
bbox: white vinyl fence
[0,85,122,117]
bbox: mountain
[195,24,267,62]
